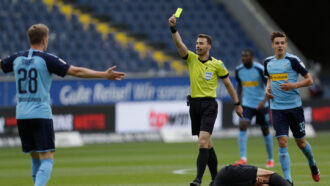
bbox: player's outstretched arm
[168,15,188,58]
[222,76,244,118]
[67,65,126,80]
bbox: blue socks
[239,131,273,161]
[35,159,54,186]
[238,131,247,159]
[31,158,41,183]
[264,134,274,160]
[300,141,316,167]
[278,142,315,183]
[279,147,292,182]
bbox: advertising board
[115,101,223,133]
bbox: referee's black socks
[196,148,209,182]
[208,147,218,180]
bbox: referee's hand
[235,105,244,119]
[168,14,176,27]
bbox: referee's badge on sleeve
[205,71,213,81]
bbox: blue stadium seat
[0,0,264,75]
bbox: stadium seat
[0,0,265,76]
[0,0,163,74]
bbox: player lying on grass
[0,23,126,186]
[214,164,291,186]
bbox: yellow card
[175,8,183,18]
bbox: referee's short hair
[270,31,287,42]
[198,34,212,46]
[27,24,49,45]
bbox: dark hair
[27,24,49,45]
[242,49,254,57]
[270,31,287,42]
[198,34,212,45]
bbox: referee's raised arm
[168,14,188,58]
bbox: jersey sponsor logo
[205,71,213,81]
[242,81,259,87]
[270,73,288,81]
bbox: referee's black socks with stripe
[208,147,218,180]
[196,148,209,182]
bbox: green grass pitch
[0,132,329,186]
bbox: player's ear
[43,36,49,50]
[41,37,45,45]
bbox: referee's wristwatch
[234,101,241,106]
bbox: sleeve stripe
[286,56,308,76]
[219,73,229,79]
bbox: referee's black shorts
[189,97,218,135]
[17,119,55,153]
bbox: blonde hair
[27,24,49,45]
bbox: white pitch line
[172,168,195,175]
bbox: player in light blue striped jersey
[264,31,320,185]
[0,24,126,186]
[235,49,274,168]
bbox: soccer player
[264,31,320,184]
[0,24,126,186]
[235,49,274,167]
[214,164,291,186]
[168,15,244,186]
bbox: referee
[169,15,243,186]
